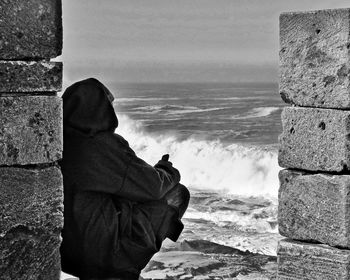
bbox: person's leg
[118,185,190,266]
[164,183,190,218]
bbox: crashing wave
[116,114,280,198]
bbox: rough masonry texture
[0,166,63,234]
[0,166,63,280]
[280,8,350,108]
[0,0,63,278]
[0,0,62,60]
[278,106,350,172]
[277,239,350,280]
[0,61,62,92]
[279,169,350,248]
[0,96,62,165]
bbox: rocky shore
[61,238,277,280]
[140,239,277,280]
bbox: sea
[112,82,284,256]
[61,82,284,279]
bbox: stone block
[277,239,350,280]
[0,96,62,165]
[279,169,350,247]
[0,0,62,60]
[280,8,350,108]
[0,61,62,92]
[0,233,61,280]
[0,166,63,279]
[278,107,350,172]
[0,166,63,234]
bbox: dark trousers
[66,184,190,280]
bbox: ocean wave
[116,115,280,198]
[117,96,267,103]
[131,104,227,115]
[232,107,281,119]
[117,97,181,102]
[184,190,278,232]
[182,193,280,255]
[185,205,277,233]
[133,104,198,113]
[194,96,268,101]
[253,90,274,94]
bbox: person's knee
[164,183,190,217]
[174,184,190,218]
[177,184,190,206]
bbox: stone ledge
[0,0,62,60]
[0,96,62,165]
[279,169,350,248]
[0,233,61,280]
[280,8,350,108]
[278,107,350,172]
[277,239,350,280]
[0,61,62,92]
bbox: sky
[62,0,350,84]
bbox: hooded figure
[60,78,190,280]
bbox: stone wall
[0,1,63,279]
[277,8,350,279]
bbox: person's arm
[119,150,181,202]
[88,132,181,202]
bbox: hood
[62,78,118,136]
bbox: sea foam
[116,115,280,198]
[232,107,281,119]
[132,104,228,115]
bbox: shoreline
[141,239,277,279]
[60,238,278,280]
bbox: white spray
[116,115,280,198]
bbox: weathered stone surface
[277,239,350,279]
[0,166,63,280]
[0,233,61,280]
[0,96,62,165]
[278,107,350,172]
[0,166,63,234]
[279,169,350,248]
[280,8,350,108]
[0,61,62,92]
[0,0,62,60]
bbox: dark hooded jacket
[59,78,183,279]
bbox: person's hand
[155,153,181,183]
[157,153,175,168]
[161,154,170,161]
[156,153,175,169]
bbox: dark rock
[174,239,252,255]
[280,8,350,108]
[0,96,62,165]
[278,107,350,171]
[279,169,350,248]
[277,239,350,279]
[0,166,63,280]
[0,0,62,59]
[0,61,62,92]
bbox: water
[110,82,285,255]
[113,82,283,146]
